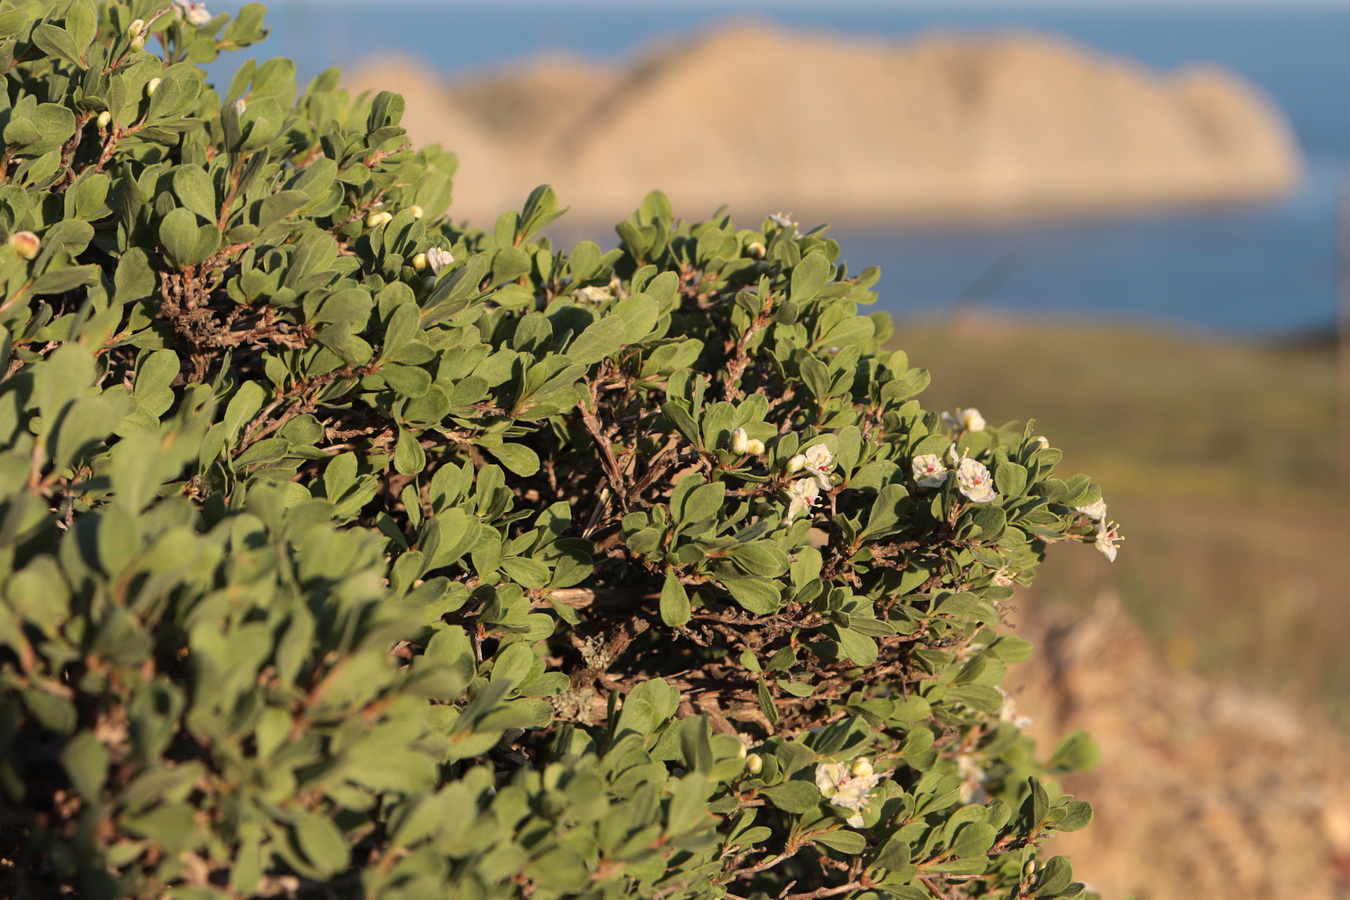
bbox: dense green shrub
[0,2,1121,898]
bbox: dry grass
[891,312,1350,720]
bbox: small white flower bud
[365,210,392,229]
[146,77,162,96]
[737,743,748,759]
[96,110,111,129]
[850,758,874,778]
[129,19,147,51]
[9,231,40,260]
[745,753,763,775]
[408,205,424,219]
[786,454,807,475]
[1023,859,1037,879]
[1034,435,1050,449]
[746,240,766,259]
[412,252,429,271]
[730,427,749,455]
[744,438,765,456]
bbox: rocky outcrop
[345,23,1302,225]
[1009,599,1350,900]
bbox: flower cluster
[1075,498,1122,562]
[815,759,884,827]
[783,443,834,522]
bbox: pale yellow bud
[128,19,147,51]
[408,205,424,219]
[737,743,748,758]
[850,758,873,778]
[365,210,392,229]
[146,77,161,96]
[96,110,112,130]
[746,240,766,259]
[745,753,763,775]
[9,231,40,260]
[744,438,765,456]
[730,427,749,455]
[1023,859,1037,879]
[786,454,807,475]
[412,252,429,271]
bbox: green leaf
[32,25,85,68]
[159,207,203,268]
[1048,730,1101,775]
[294,816,350,877]
[659,569,691,627]
[481,442,539,477]
[173,166,218,221]
[394,428,426,476]
[995,461,1029,498]
[813,829,868,854]
[790,251,830,303]
[722,576,782,615]
[759,781,821,815]
[60,731,109,801]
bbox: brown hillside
[346,22,1301,225]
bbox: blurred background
[212,1,1350,895]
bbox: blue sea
[216,2,1350,338]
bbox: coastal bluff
[346,23,1302,225]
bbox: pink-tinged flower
[1075,498,1107,521]
[785,477,820,524]
[815,760,883,828]
[802,443,834,491]
[956,457,996,503]
[1094,520,1122,562]
[992,566,1016,587]
[172,0,213,26]
[942,407,986,434]
[8,231,40,260]
[911,453,947,488]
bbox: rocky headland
[346,22,1302,226]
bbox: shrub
[0,2,1119,898]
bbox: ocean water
[214,2,1350,337]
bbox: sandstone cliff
[346,22,1302,226]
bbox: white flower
[768,212,797,229]
[992,566,1016,587]
[172,0,213,26]
[785,478,819,524]
[911,453,947,488]
[1094,520,1122,562]
[802,443,834,491]
[1033,435,1050,449]
[956,457,996,503]
[815,760,883,828]
[234,98,247,116]
[425,247,454,275]
[943,407,986,434]
[1074,498,1108,521]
